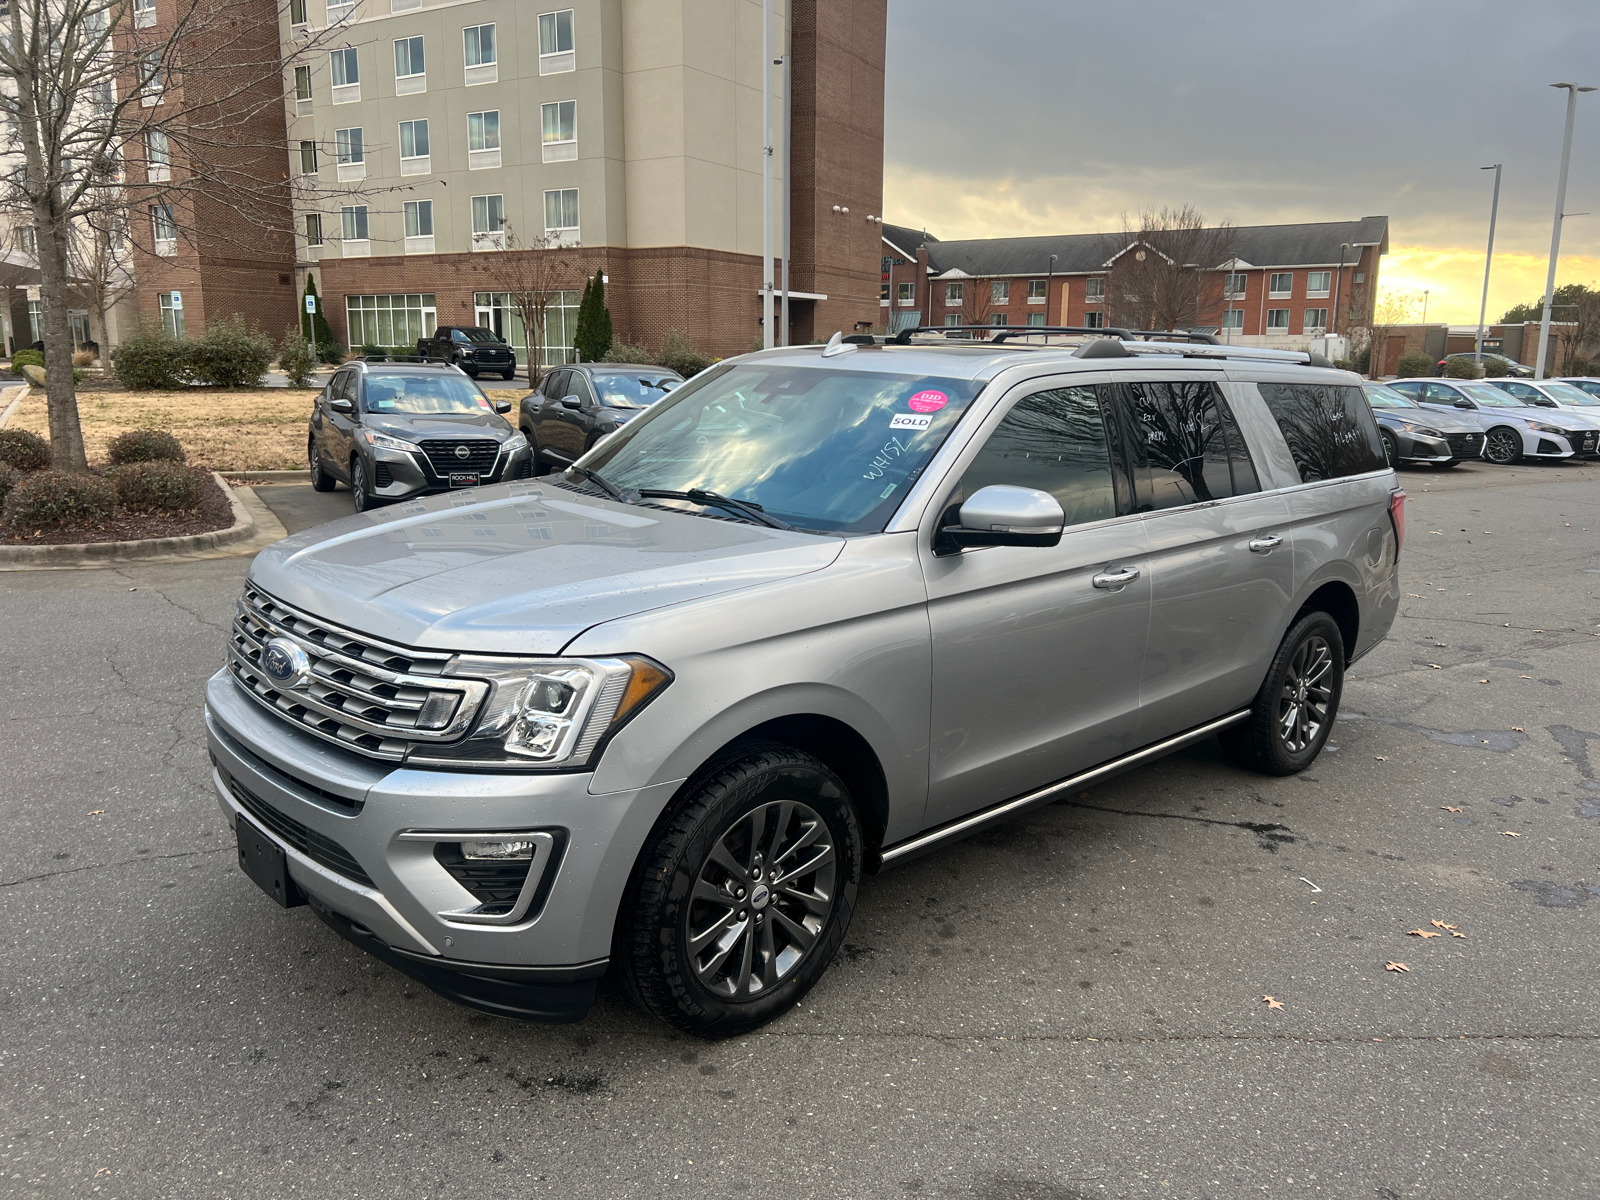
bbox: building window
[1027,279,1047,303]
[472,193,506,249]
[1266,308,1290,331]
[146,130,170,182]
[1303,308,1328,332]
[1084,311,1104,328]
[543,187,578,240]
[477,290,577,365]
[541,99,576,161]
[140,51,163,105]
[944,313,962,327]
[305,213,323,246]
[1221,309,1243,330]
[394,35,424,78]
[158,292,184,339]
[538,9,575,74]
[298,140,317,175]
[334,127,364,179]
[1268,272,1292,297]
[134,0,157,26]
[346,294,438,350]
[330,47,358,86]
[1306,271,1331,297]
[18,226,37,257]
[879,281,889,303]
[399,118,429,171]
[294,65,312,103]
[896,281,914,307]
[991,280,1009,305]
[1222,272,1247,298]
[467,110,499,151]
[944,281,963,306]
[991,313,1009,327]
[27,299,43,342]
[1085,277,1105,303]
[151,203,177,253]
[404,199,433,237]
[1026,312,1046,326]
[341,205,369,242]
[463,23,496,83]
[288,0,306,24]
[1355,272,1366,284]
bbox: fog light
[461,839,536,860]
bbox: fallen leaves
[1501,831,1522,837]
[1262,995,1284,1011]
[1427,663,1443,670]
[1451,931,1467,938]
[1478,679,1491,685]
[1512,726,1525,733]
[1386,961,1410,973]
[1430,920,1457,930]
[88,809,106,816]
[1408,928,1441,938]
[1442,806,1464,813]
[1374,755,1388,761]
[1408,593,1422,598]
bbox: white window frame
[1265,308,1290,332]
[543,187,578,243]
[1084,310,1104,328]
[541,99,576,162]
[1220,308,1243,330]
[463,24,497,85]
[991,280,1009,305]
[472,193,505,250]
[18,226,37,258]
[326,0,355,21]
[297,139,317,176]
[146,130,170,182]
[334,127,365,181]
[346,294,438,350]
[1303,308,1328,333]
[140,51,163,106]
[399,118,430,175]
[304,213,323,248]
[394,36,425,94]
[467,110,501,169]
[151,204,177,255]
[158,292,184,338]
[538,8,575,75]
[134,0,156,29]
[944,281,962,306]
[293,64,313,116]
[330,47,360,104]
[1306,270,1331,298]
[1027,279,1046,303]
[341,204,370,255]
[1268,272,1292,298]
[1222,272,1247,299]
[895,281,915,307]
[404,199,434,254]
[1084,277,1106,303]
[1026,312,1046,326]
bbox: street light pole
[1535,82,1595,379]
[1045,254,1057,328]
[760,0,774,349]
[1475,164,1502,363]
[1331,243,1348,339]
[1422,290,1429,324]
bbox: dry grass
[10,388,319,471]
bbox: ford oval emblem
[261,637,312,689]
[454,444,471,459]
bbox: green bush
[277,327,318,388]
[1445,356,1483,379]
[112,321,186,389]
[2,469,117,527]
[184,315,273,387]
[0,463,20,507]
[600,341,653,364]
[11,348,44,370]
[0,428,52,471]
[107,461,208,511]
[1481,358,1509,377]
[657,329,712,378]
[107,428,186,465]
[1394,352,1434,379]
[574,275,614,363]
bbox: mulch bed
[0,472,236,546]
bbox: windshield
[1464,383,1531,407]
[1545,382,1600,405]
[364,373,491,414]
[1562,378,1600,397]
[582,363,982,533]
[457,328,502,344]
[592,371,682,409]
[1364,384,1418,409]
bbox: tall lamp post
[1045,253,1057,327]
[1535,82,1595,379]
[760,0,774,349]
[1422,290,1429,324]
[1331,242,1349,338]
[1475,164,1502,363]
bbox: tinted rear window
[1120,381,1260,510]
[1257,383,1387,483]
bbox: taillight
[1389,489,1406,557]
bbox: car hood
[1478,402,1599,430]
[248,482,846,654]
[364,411,514,442]
[1381,409,1482,434]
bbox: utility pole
[1536,82,1594,379]
[1475,164,1502,363]
[1332,243,1349,337]
[1045,254,1057,328]
[779,51,791,347]
[761,0,775,349]
[1422,290,1429,324]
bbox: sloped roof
[886,217,1389,277]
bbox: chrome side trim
[876,709,1252,869]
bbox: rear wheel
[618,746,862,1036]
[1380,429,1399,468]
[351,456,376,512]
[1484,426,1523,465]
[522,427,547,476]
[309,436,336,491]
[1221,611,1345,776]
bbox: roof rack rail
[356,354,439,364]
[889,324,1223,347]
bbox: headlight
[363,430,422,453]
[1523,421,1565,435]
[408,654,672,769]
[503,431,529,452]
[1401,423,1443,437]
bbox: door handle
[1092,566,1140,589]
[1249,534,1283,553]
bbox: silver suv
[206,330,1404,1035]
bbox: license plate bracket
[448,471,480,488]
[236,813,306,908]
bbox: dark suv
[417,326,518,380]
[519,363,683,473]
[308,359,532,511]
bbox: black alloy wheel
[1380,429,1399,468]
[351,456,373,512]
[1484,426,1523,465]
[309,436,336,491]
[619,746,862,1036]
[1221,611,1346,776]
[522,428,547,476]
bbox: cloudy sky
[883,0,1600,324]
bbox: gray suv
[209,332,1403,1035]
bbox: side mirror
[330,397,355,414]
[560,396,582,409]
[1453,400,1473,409]
[494,399,512,413]
[941,485,1064,550]
[1535,398,1557,407]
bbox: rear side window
[1257,382,1387,483]
[958,386,1117,529]
[1118,381,1260,511]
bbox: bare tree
[473,223,584,386]
[1099,206,1237,332]
[66,190,135,355]
[1366,289,1418,380]
[957,276,995,336]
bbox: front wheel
[1380,429,1399,468]
[618,746,862,1036]
[1221,611,1345,776]
[1484,426,1523,465]
[351,456,375,512]
[308,436,336,491]
[501,370,516,381]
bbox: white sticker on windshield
[889,413,933,431]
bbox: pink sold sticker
[908,390,948,413]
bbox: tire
[1380,429,1399,468]
[501,370,516,381]
[618,746,862,1037]
[1220,611,1345,776]
[308,435,336,491]
[350,456,376,512]
[522,427,547,476]
[1484,426,1523,465]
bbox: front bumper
[204,669,682,1020]
[370,443,533,501]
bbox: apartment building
[881,217,1389,349]
[286,0,885,361]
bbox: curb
[222,469,311,483]
[0,471,257,568]
[0,384,25,429]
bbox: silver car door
[920,378,1151,829]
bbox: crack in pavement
[1336,712,1528,752]
[0,846,231,890]
[113,568,231,633]
[1058,802,1293,846]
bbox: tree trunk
[33,201,91,473]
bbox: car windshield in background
[1363,384,1419,409]
[364,373,489,415]
[592,372,681,408]
[584,364,982,533]
[1463,383,1530,407]
[1545,382,1600,405]
[459,328,502,344]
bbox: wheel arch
[1294,578,1360,665]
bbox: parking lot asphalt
[3,459,1598,1199]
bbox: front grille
[1575,431,1598,455]
[230,776,374,888]
[470,349,513,362]
[433,843,532,911]
[226,586,488,761]
[374,462,393,488]
[419,439,500,474]
[1446,432,1483,459]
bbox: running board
[872,709,1252,871]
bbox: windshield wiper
[565,464,630,503]
[638,488,795,531]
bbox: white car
[1482,379,1600,458]
[1388,378,1599,464]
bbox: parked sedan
[1555,377,1600,400]
[519,363,684,474]
[1436,351,1533,377]
[309,359,533,511]
[1388,378,1596,464]
[1483,379,1600,455]
[1363,382,1485,467]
